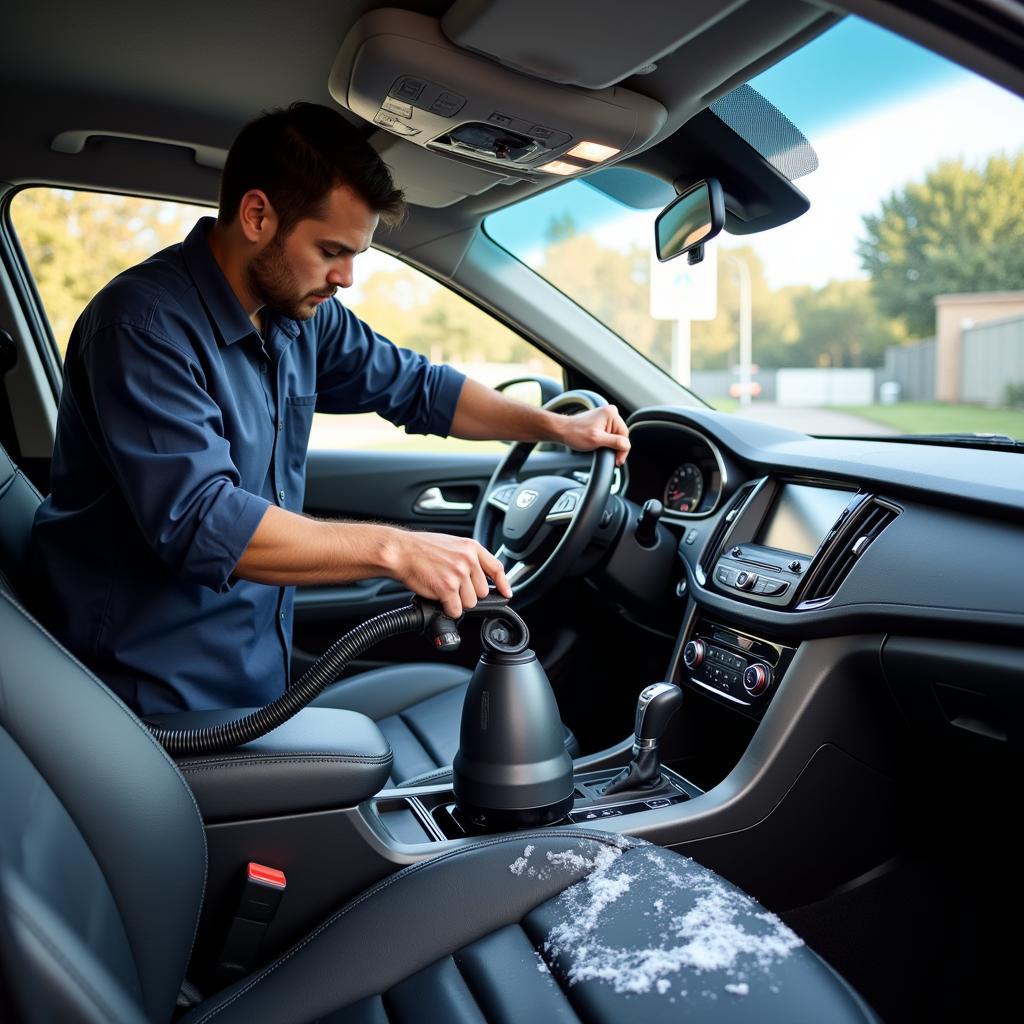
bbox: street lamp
[726,254,753,407]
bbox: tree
[788,279,905,367]
[11,189,204,355]
[690,246,797,370]
[858,151,1024,338]
[538,232,673,365]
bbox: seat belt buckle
[215,863,287,984]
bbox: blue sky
[484,15,1023,291]
[748,17,959,138]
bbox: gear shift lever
[601,682,683,796]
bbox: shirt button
[278,490,286,503]
[280,611,285,621]
[260,363,267,374]
[277,419,284,432]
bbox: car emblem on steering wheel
[515,489,539,509]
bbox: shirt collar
[182,217,261,346]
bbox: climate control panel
[678,621,794,717]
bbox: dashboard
[615,407,1024,742]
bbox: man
[32,102,629,715]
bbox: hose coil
[147,604,422,757]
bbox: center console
[680,620,795,718]
[373,765,700,845]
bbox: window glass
[310,247,561,453]
[10,189,208,357]
[10,188,561,453]
[485,16,1024,442]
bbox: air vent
[798,498,900,608]
[698,480,760,580]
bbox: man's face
[247,184,379,321]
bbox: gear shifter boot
[600,745,663,793]
[601,682,682,796]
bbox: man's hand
[557,405,631,467]
[451,379,630,467]
[386,530,511,619]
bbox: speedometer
[664,462,704,513]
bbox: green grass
[708,397,739,413]
[832,402,1024,439]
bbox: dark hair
[218,102,405,231]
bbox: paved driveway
[728,404,898,436]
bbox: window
[486,16,1024,441]
[308,247,561,454]
[10,188,561,453]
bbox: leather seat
[311,664,579,787]
[0,585,879,1024]
[0,442,572,785]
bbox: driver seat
[0,442,575,787]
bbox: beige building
[935,291,1024,401]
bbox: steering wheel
[473,390,616,606]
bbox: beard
[246,234,331,322]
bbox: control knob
[742,662,772,696]
[683,640,705,669]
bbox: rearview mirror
[654,178,725,265]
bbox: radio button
[735,571,758,591]
[683,640,705,669]
[743,663,772,696]
[762,581,789,596]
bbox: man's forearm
[234,505,397,585]
[448,376,632,465]
[449,377,562,441]
[232,504,510,617]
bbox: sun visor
[329,9,666,201]
[441,0,748,90]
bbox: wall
[775,368,875,406]
[961,315,1024,405]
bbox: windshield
[485,16,1024,443]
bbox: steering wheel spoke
[473,389,615,607]
[544,486,583,523]
[505,560,534,588]
[486,483,516,513]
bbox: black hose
[147,603,423,757]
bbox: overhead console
[328,9,666,195]
[696,477,901,610]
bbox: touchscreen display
[756,484,853,557]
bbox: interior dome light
[566,141,621,163]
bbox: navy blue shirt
[32,218,465,714]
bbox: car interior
[1,1,1023,1022]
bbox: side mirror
[654,178,725,265]
[494,375,563,407]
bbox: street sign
[649,242,718,321]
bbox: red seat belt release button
[215,863,287,983]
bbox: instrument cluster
[625,420,726,519]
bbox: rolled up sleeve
[76,323,270,591]
[313,299,466,436]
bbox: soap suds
[522,840,803,999]
[509,844,538,876]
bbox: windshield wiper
[849,432,1024,451]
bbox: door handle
[414,486,474,513]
